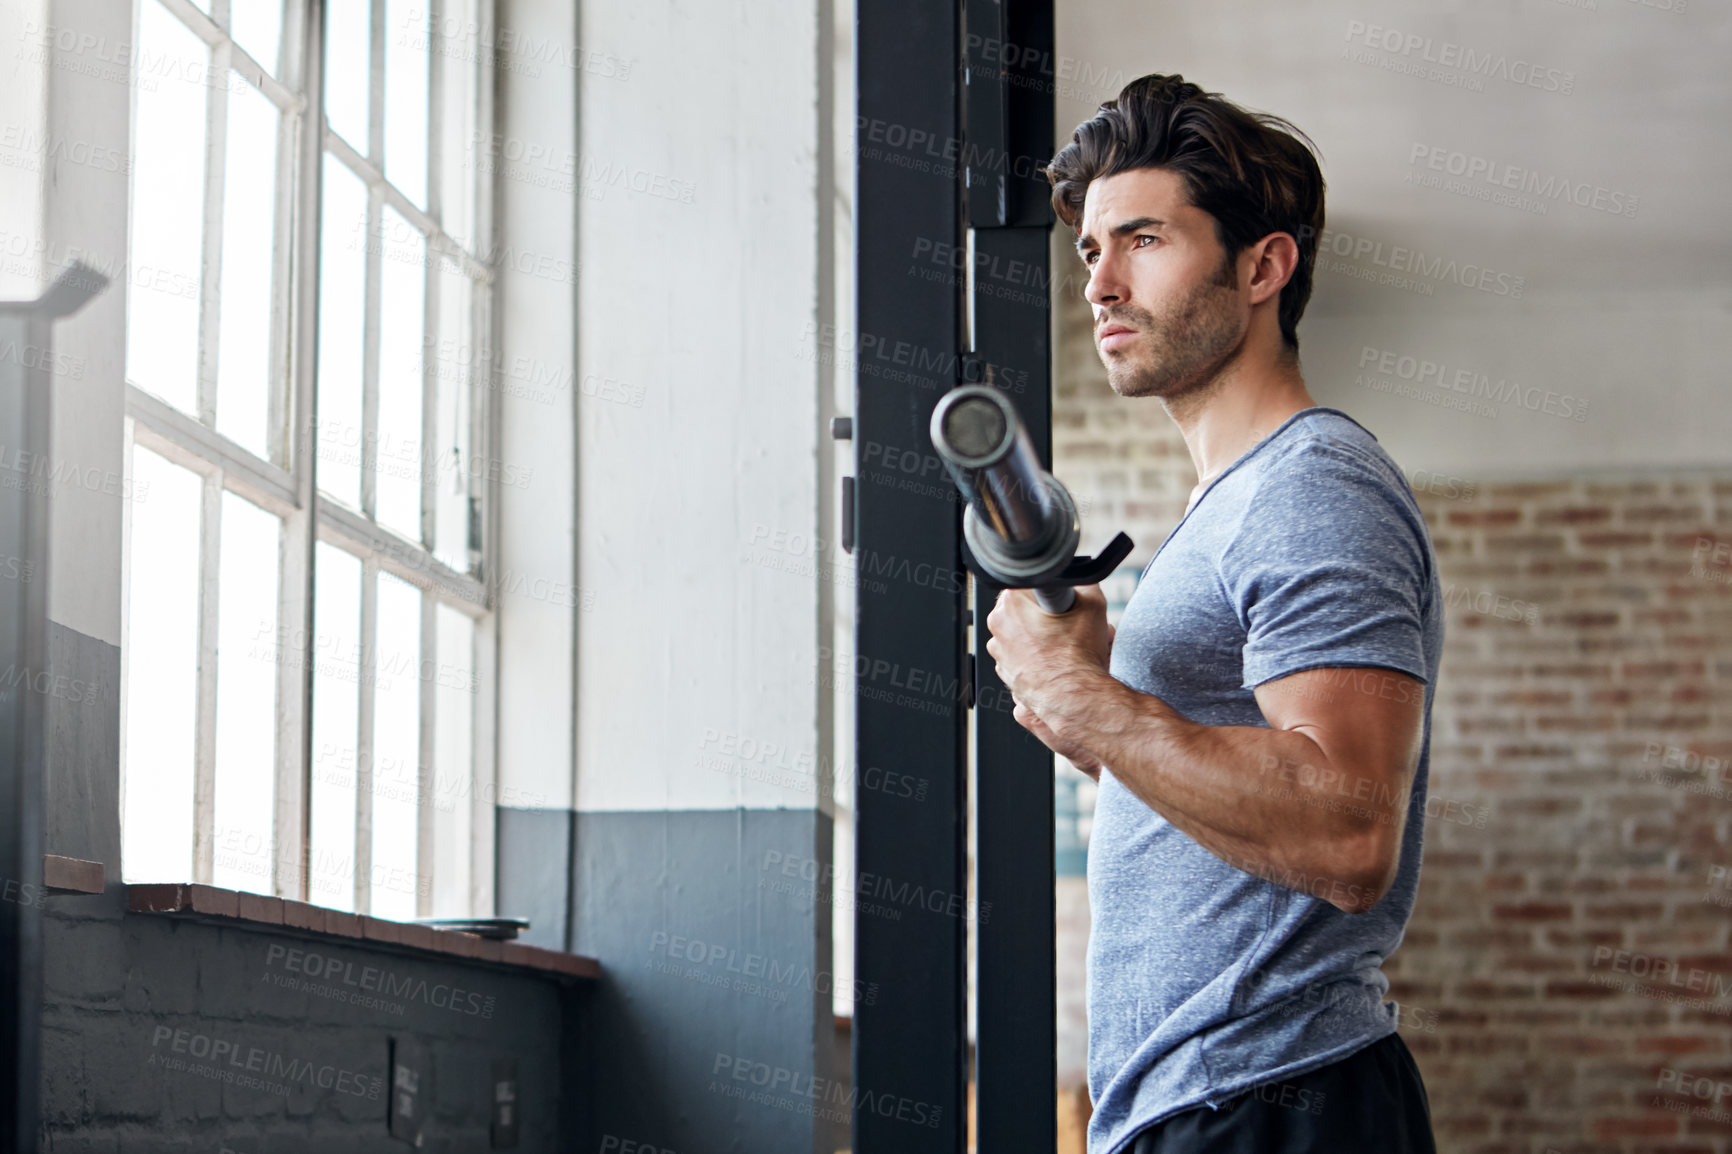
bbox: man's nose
[1084,254,1126,308]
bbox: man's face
[1074,168,1248,400]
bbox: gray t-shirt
[1086,407,1444,1154]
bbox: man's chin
[1107,376,1163,399]
[1101,350,1226,400]
[1102,358,1171,399]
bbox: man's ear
[1247,232,1299,306]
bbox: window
[120,0,496,920]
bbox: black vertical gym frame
[852,0,968,1149]
[851,0,1056,1149]
[0,265,105,1154]
[965,1,1060,1149]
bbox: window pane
[377,207,425,539]
[317,157,366,508]
[431,605,474,916]
[309,542,361,910]
[215,77,280,460]
[121,448,202,882]
[371,572,421,920]
[324,0,370,152]
[126,1,208,414]
[385,0,429,205]
[436,0,479,251]
[212,492,280,895]
[230,0,282,76]
[432,261,472,572]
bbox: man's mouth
[1098,322,1138,352]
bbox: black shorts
[1127,1032,1437,1154]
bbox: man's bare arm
[1035,663,1425,913]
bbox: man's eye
[1134,234,1156,248]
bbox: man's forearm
[1041,669,1401,905]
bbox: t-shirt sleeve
[1219,437,1433,692]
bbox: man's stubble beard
[1097,262,1246,403]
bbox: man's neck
[1164,349,1316,498]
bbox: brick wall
[1050,240,1732,1154]
[1393,476,1732,1154]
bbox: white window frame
[119,0,500,918]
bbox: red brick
[1622,661,1707,680]
[127,884,190,914]
[1424,851,1488,870]
[1583,904,1664,922]
[1546,877,1618,895]
[1493,852,1579,871]
[1551,612,1621,629]
[1530,663,1613,679]
[360,917,402,945]
[1491,744,1577,762]
[1626,713,1711,731]
[1636,1036,1722,1054]
[1623,506,1706,524]
[1445,1034,1531,1054]
[235,892,284,926]
[1484,482,1574,500]
[1535,507,1612,526]
[1579,531,1655,548]
[1498,956,1577,975]
[1448,509,1523,527]
[1541,982,1618,1000]
[1456,981,1540,1000]
[1497,798,1583,817]
[1485,534,1567,554]
[42,855,103,894]
[397,923,438,952]
[281,901,326,934]
[186,885,240,918]
[324,911,364,938]
[1544,930,1623,949]
[1495,903,1574,922]
[1486,1009,1580,1028]
[1449,928,1534,950]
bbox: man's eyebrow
[1074,216,1166,255]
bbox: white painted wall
[3,0,130,648]
[1054,0,1732,476]
[0,0,47,299]
[491,0,578,813]
[571,0,835,814]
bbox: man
[984,74,1443,1153]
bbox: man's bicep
[1252,666,1426,802]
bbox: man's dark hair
[1044,74,1326,350]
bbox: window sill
[126,883,601,985]
[45,853,105,894]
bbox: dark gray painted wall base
[38,885,583,1153]
[496,806,574,952]
[564,808,838,1154]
